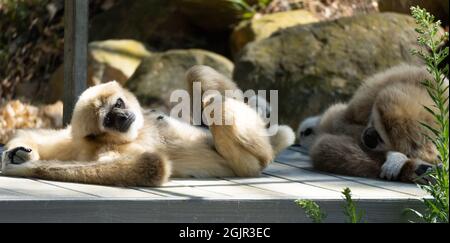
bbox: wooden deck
[0,147,427,223]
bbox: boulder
[231,10,319,56]
[233,13,424,128]
[178,0,252,31]
[89,0,231,55]
[47,39,151,103]
[378,0,449,25]
[126,49,234,109]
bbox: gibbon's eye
[301,128,314,137]
[114,98,125,109]
[362,127,382,149]
[303,128,313,137]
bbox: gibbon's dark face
[103,98,136,133]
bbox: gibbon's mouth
[103,111,136,133]
[362,127,383,149]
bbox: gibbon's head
[361,103,436,160]
[71,81,144,143]
[361,80,441,161]
[297,116,321,152]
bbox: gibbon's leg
[2,130,55,165]
[186,65,241,99]
[187,65,273,177]
[204,94,274,177]
[184,65,293,177]
[1,151,170,187]
[310,134,383,178]
[1,128,80,165]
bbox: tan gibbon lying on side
[298,64,448,183]
[0,65,295,186]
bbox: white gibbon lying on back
[1,65,295,186]
[298,64,448,183]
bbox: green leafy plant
[295,199,326,223]
[409,6,449,223]
[296,188,365,223]
[227,0,273,19]
[342,187,364,223]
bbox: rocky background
[0,0,448,143]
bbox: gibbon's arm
[310,134,434,183]
[310,134,384,179]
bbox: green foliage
[0,0,62,100]
[296,188,366,223]
[409,6,449,223]
[295,199,326,223]
[342,188,365,223]
[227,0,273,19]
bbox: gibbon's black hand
[7,147,32,164]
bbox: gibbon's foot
[397,158,436,184]
[380,152,435,183]
[410,162,435,185]
[1,146,37,175]
[380,151,408,180]
[2,147,34,165]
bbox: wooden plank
[0,188,28,199]
[164,178,291,199]
[264,162,420,199]
[135,180,231,199]
[224,175,342,199]
[63,0,88,125]
[0,199,424,223]
[0,176,93,198]
[275,148,312,168]
[36,179,165,199]
[275,150,427,197]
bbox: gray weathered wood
[63,0,88,125]
[0,199,423,223]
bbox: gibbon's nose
[362,127,380,149]
[104,111,136,132]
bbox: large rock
[233,13,424,128]
[178,0,252,31]
[89,0,232,56]
[379,0,449,25]
[231,10,319,56]
[47,39,151,103]
[126,49,234,109]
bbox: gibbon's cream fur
[303,64,448,183]
[1,65,295,186]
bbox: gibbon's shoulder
[360,64,430,91]
[345,64,430,124]
[318,103,347,134]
